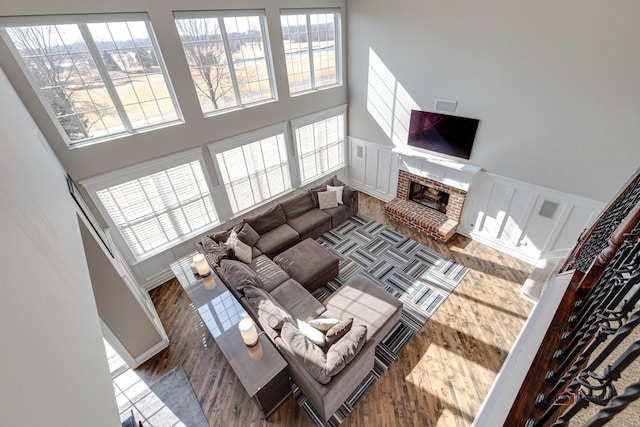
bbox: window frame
[174,10,278,117]
[290,104,347,185]
[0,13,183,149]
[208,122,293,218]
[280,8,342,96]
[82,148,219,263]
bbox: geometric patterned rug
[294,213,469,426]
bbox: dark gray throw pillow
[325,318,353,347]
[325,324,367,376]
[243,285,293,330]
[237,222,260,246]
[219,259,260,293]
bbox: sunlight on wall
[366,47,419,147]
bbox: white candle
[238,317,258,346]
[201,274,216,290]
[193,254,210,277]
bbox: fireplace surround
[385,170,467,242]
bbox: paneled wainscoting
[135,193,535,427]
[348,137,604,264]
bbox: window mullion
[306,15,315,90]
[240,148,258,204]
[259,17,276,100]
[106,188,145,254]
[78,23,133,132]
[137,178,171,244]
[219,18,242,107]
[220,154,241,213]
[259,141,272,197]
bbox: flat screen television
[407,110,479,160]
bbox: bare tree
[6,25,113,140]
[176,18,235,110]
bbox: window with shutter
[210,125,292,215]
[292,106,346,184]
[86,153,217,259]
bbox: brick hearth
[384,170,467,241]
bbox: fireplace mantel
[393,147,481,192]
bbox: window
[210,125,292,215]
[175,11,276,116]
[84,150,218,259]
[292,106,346,184]
[280,9,341,95]
[0,14,181,147]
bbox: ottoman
[274,238,339,292]
[324,275,403,344]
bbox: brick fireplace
[385,169,467,242]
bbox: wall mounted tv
[407,110,479,160]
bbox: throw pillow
[224,229,239,251]
[237,222,260,246]
[234,238,253,264]
[281,322,331,384]
[210,229,232,244]
[219,259,260,293]
[297,319,326,347]
[308,317,341,332]
[318,190,338,210]
[243,285,293,330]
[325,318,353,347]
[326,324,368,377]
[327,184,344,205]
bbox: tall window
[0,14,181,147]
[210,125,291,215]
[85,152,218,259]
[175,11,276,116]
[292,106,346,184]
[280,9,341,95]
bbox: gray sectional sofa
[197,176,403,421]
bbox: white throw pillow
[297,319,326,346]
[317,190,338,210]
[234,238,253,264]
[327,185,344,204]
[308,317,341,332]
[223,229,239,251]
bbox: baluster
[583,378,640,426]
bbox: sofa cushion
[280,322,367,385]
[270,278,326,321]
[324,275,403,344]
[322,204,355,228]
[326,324,367,376]
[201,237,234,266]
[254,223,300,257]
[280,190,314,219]
[326,318,353,347]
[249,255,289,292]
[281,322,331,384]
[223,230,252,264]
[286,209,332,241]
[244,285,293,330]
[219,259,261,293]
[244,204,287,235]
[318,191,338,209]
[237,222,260,246]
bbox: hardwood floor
[136,193,535,426]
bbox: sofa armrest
[343,185,358,208]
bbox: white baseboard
[132,338,170,368]
[459,227,539,265]
[348,181,395,203]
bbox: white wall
[346,0,640,203]
[0,67,119,426]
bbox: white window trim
[174,9,278,117]
[280,8,343,96]
[290,104,347,185]
[0,13,184,149]
[82,148,218,264]
[207,122,294,218]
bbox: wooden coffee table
[170,253,291,419]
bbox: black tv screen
[407,110,479,160]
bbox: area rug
[147,364,208,427]
[295,213,469,426]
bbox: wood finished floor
[136,193,535,427]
